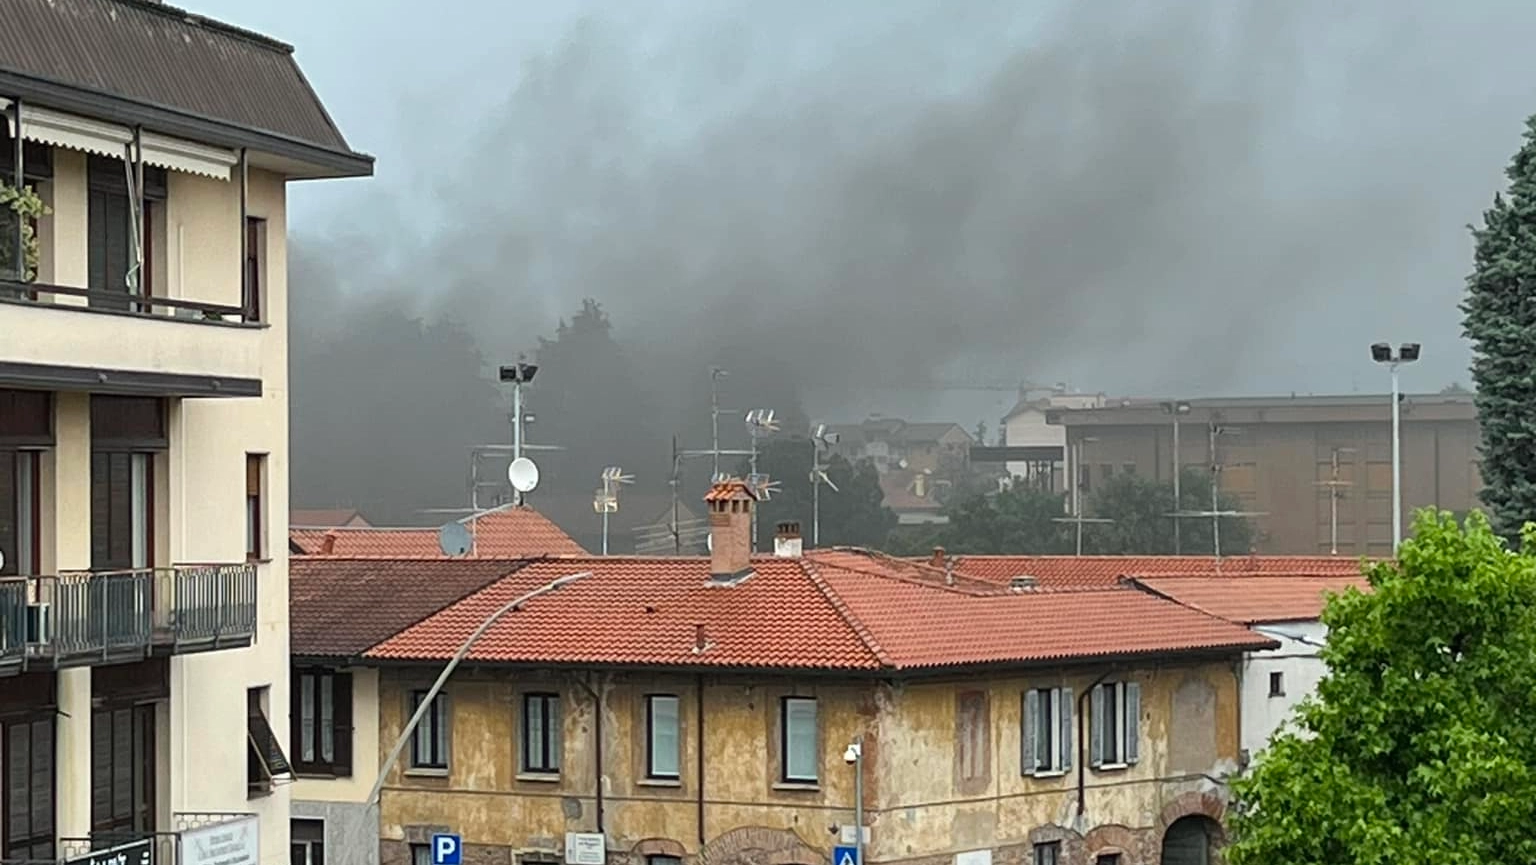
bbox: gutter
[696,673,706,845]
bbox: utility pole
[1315,446,1355,555]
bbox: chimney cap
[704,478,759,503]
[775,521,801,537]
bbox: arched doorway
[1160,815,1222,865]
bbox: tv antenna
[745,409,780,548]
[595,466,634,555]
[1314,445,1356,555]
[811,423,841,548]
[660,369,758,554]
[1168,420,1267,557]
[437,521,472,557]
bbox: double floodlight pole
[1370,341,1420,553]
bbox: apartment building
[290,484,1278,865]
[1047,394,1481,556]
[0,2,370,864]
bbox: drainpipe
[1076,670,1113,822]
[696,673,706,845]
[572,674,606,834]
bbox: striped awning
[1,99,237,181]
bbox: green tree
[927,484,1072,554]
[1463,116,1536,539]
[1227,510,1536,865]
[737,438,895,550]
[1087,468,1256,555]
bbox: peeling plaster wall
[374,660,1240,865]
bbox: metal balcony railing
[0,564,257,671]
[0,279,250,323]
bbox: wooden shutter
[1089,685,1105,767]
[1020,690,1038,775]
[1124,682,1141,764]
[246,455,261,496]
[332,673,353,776]
[1058,688,1074,771]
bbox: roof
[932,554,1372,589]
[0,0,371,176]
[289,505,586,558]
[290,558,528,658]
[290,508,369,529]
[359,549,1275,672]
[829,418,973,445]
[1131,575,1370,624]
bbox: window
[3,715,55,861]
[956,691,989,781]
[647,857,682,865]
[521,693,560,773]
[290,819,325,865]
[1022,687,1073,775]
[293,668,353,776]
[645,694,680,779]
[244,217,266,322]
[90,452,153,570]
[1090,681,1141,768]
[0,449,40,576]
[780,696,818,783]
[86,156,164,309]
[248,686,293,795]
[1033,841,1060,865]
[246,454,266,560]
[1096,855,1122,865]
[411,690,450,771]
[91,704,155,834]
[1268,671,1285,698]
[410,845,431,865]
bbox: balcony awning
[0,361,260,398]
[1,99,237,181]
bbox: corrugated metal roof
[0,0,356,154]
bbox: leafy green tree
[1087,468,1256,555]
[1463,116,1536,539]
[925,484,1072,554]
[1227,510,1536,865]
[737,439,895,551]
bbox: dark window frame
[244,216,265,323]
[1268,671,1285,697]
[1033,841,1061,865]
[290,819,325,865]
[410,690,449,771]
[246,454,266,560]
[291,667,353,777]
[2,713,56,861]
[779,696,819,784]
[521,692,560,774]
[90,702,156,837]
[644,694,681,780]
[1,448,41,577]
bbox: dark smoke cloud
[290,0,1536,527]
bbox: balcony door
[0,449,39,576]
[90,703,156,841]
[3,713,56,860]
[90,397,165,573]
[86,156,164,311]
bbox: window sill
[773,781,821,792]
[404,767,449,778]
[516,772,562,783]
[638,777,682,788]
[1027,769,1069,779]
[1092,763,1130,773]
[295,770,353,780]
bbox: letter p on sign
[432,834,462,865]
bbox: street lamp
[1370,342,1420,553]
[843,740,864,865]
[1160,401,1192,554]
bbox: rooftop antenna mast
[744,408,781,548]
[662,367,755,553]
[1051,436,1112,555]
[811,423,841,548]
[1314,446,1356,555]
[1167,417,1266,560]
[595,466,634,555]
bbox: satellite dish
[508,457,540,493]
[706,532,713,552]
[437,522,472,557]
[0,549,5,570]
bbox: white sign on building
[180,816,260,865]
[564,833,605,865]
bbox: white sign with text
[180,816,260,865]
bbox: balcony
[0,281,265,393]
[0,563,257,673]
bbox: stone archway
[698,827,824,865]
[1160,815,1222,865]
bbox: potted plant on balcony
[0,179,49,282]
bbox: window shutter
[1058,688,1074,771]
[1021,690,1038,775]
[247,456,262,496]
[1089,684,1105,767]
[333,673,353,776]
[1124,682,1141,765]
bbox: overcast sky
[194,1,1536,424]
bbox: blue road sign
[833,846,859,865]
[431,834,462,865]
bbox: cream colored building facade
[0,2,370,864]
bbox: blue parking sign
[432,834,462,865]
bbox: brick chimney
[705,480,757,583]
[929,546,946,569]
[320,531,338,555]
[774,521,802,558]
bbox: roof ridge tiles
[798,560,894,669]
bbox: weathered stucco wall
[375,660,1240,865]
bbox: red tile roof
[291,508,370,528]
[360,551,1275,671]
[933,554,1372,588]
[289,505,586,558]
[1131,575,1370,625]
[290,558,528,658]
[703,480,758,502]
